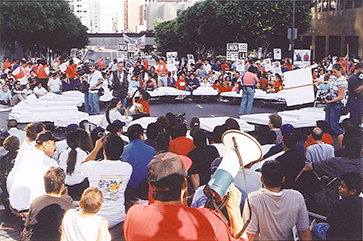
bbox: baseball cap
[36,131,56,145]
[147,152,192,186]
[66,123,78,132]
[280,123,295,135]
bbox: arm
[326,86,345,103]
[83,138,103,163]
[96,218,109,241]
[225,184,243,236]
[354,83,363,93]
[190,174,200,191]
[299,229,312,241]
[295,163,313,181]
[91,79,103,90]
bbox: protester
[169,123,194,156]
[47,72,63,94]
[22,167,74,241]
[33,82,48,98]
[100,97,124,129]
[85,62,103,115]
[110,62,129,113]
[0,85,13,105]
[347,63,363,128]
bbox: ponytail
[106,98,121,124]
[66,130,79,175]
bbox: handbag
[98,87,105,96]
[81,81,89,93]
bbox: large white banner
[283,67,314,106]
[123,34,145,50]
[226,43,248,61]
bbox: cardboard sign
[187,54,195,65]
[294,50,311,68]
[227,43,248,61]
[274,48,282,60]
[167,52,178,64]
[283,67,314,106]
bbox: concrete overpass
[88,33,156,49]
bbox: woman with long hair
[100,97,126,129]
[59,129,90,199]
[325,63,348,135]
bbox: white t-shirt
[9,148,59,211]
[62,209,111,241]
[12,66,28,85]
[54,139,68,162]
[99,109,123,129]
[48,77,62,93]
[59,148,88,186]
[81,160,132,228]
[88,70,103,93]
[33,86,48,96]
[8,128,26,145]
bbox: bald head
[312,127,323,141]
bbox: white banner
[226,43,248,61]
[123,34,145,50]
[283,68,314,106]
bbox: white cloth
[62,209,111,241]
[9,148,58,211]
[59,148,88,186]
[81,160,132,227]
[99,109,123,129]
[243,188,310,240]
[47,77,62,93]
[33,86,47,96]
[8,128,26,145]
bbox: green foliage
[154,0,313,56]
[0,0,88,53]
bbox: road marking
[196,104,203,109]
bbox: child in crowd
[312,172,362,240]
[61,187,111,241]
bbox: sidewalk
[0,208,22,241]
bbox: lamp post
[291,0,296,65]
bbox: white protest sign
[167,52,178,64]
[272,62,282,75]
[294,50,311,68]
[226,43,248,61]
[187,54,195,65]
[274,48,282,60]
[128,44,136,60]
[239,43,248,60]
[283,67,315,106]
[117,43,128,61]
[236,59,245,72]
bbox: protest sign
[117,43,128,61]
[273,48,282,60]
[294,50,311,68]
[123,34,145,49]
[283,67,314,106]
[167,52,178,65]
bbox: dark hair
[66,130,79,175]
[174,124,187,138]
[248,66,258,74]
[103,133,124,159]
[189,117,200,137]
[225,118,240,130]
[261,160,283,188]
[106,122,122,134]
[77,129,93,152]
[150,175,185,201]
[193,130,207,148]
[44,167,65,194]
[340,173,362,197]
[7,119,18,128]
[264,130,277,145]
[344,137,363,158]
[312,127,323,141]
[268,113,282,128]
[80,187,103,214]
[213,124,227,143]
[316,120,329,133]
[146,123,164,139]
[282,133,298,149]
[156,116,169,128]
[340,118,353,131]
[45,122,55,134]
[106,98,121,125]
[127,124,143,140]
[25,122,45,141]
[343,127,362,146]
[156,132,170,152]
[3,135,20,152]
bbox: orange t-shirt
[169,136,194,156]
[65,64,77,79]
[137,100,150,115]
[175,79,187,90]
[304,133,334,154]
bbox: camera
[174,113,186,125]
[77,63,90,76]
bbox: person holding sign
[324,63,348,135]
[156,57,168,87]
[238,66,259,115]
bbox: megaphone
[205,130,263,201]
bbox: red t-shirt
[175,79,187,90]
[124,203,243,241]
[137,100,150,115]
[304,133,334,154]
[65,64,77,79]
[169,136,194,156]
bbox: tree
[154,18,164,28]
[154,0,314,57]
[0,0,88,60]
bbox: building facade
[303,0,363,61]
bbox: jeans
[84,92,90,114]
[312,222,330,240]
[118,98,127,115]
[347,97,362,128]
[88,92,100,115]
[325,102,344,135]
[158,76,167,87]
[239,86,255,115]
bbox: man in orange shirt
[156,58,168,87]
[2,57,11,71]
[37,59,49,89]
[169,124,194,156]
[65,59,77,91]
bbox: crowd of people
[0,106,361,240]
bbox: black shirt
[187,145,220,187]
[22,195,74,241]
[275,149,305,189]
[348,73,363,99]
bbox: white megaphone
[205,130,263,201]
